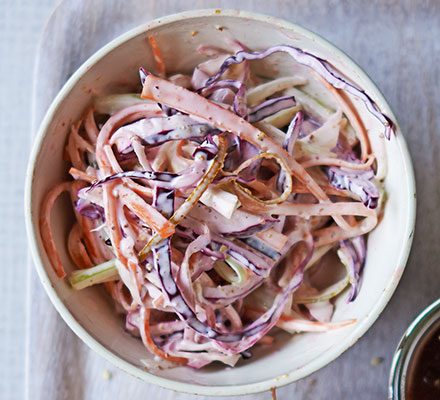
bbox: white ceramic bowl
[25,9,416,396]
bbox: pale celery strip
[199,187,240,219]
[294,276,350,304]
[69,259,119,290]
[214,257,247,284]
[285,87,333,121]
[285,86,357,145]
[304,244,334,272]
[94,94,152,115]
[263,105,302,129]
[247,76,308,106]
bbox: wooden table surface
[14,0,440,399]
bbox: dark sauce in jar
[406,322,440,400]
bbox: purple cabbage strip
[200,79,248,118]
[284,110,304,154]
[116,150,138,165]
[199,79,241,97]
[139,67,148,85]
[224,136,264,176]
[193,134,219,160]
[125,309,140,335]
[225,219,278,239]
[240,139,260,160]
[205,45,394,139]
[247,95,296,123]
[142,124,218,147]
[113,113,217,148]
[276,110,304,193]
[233,83,248,118]
[210,233,275,277]
[223,135,241,171]
[86,170,178,191]
[175,227,225,260]
[153,186,174,220]
[236,158,261,182]
[119,144,135,155]
[75,198,105,220]
[158,103,179,117]
[300,116,321,138]
[154,331,184,347]
[209,88,236,105]
[174,226,196,241]
[212,236,312,345]
[153,238,220,338]
[240,237,281,260]
[227,250,268,277]
[327,167,379,209]
[88,137,219,191]
[339,236,366,302]
[213,174,239,185]
[200,247,226,260]
[203,276,265,304]
[86,167,203,192]
[351,235,366,261]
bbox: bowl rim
[25,8,416,396]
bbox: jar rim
[389,298,440,400]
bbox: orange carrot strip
[320,79,371,161]
[267,201,375,218]
[83,108,99,145]
[246,307,356,332]
[300,154,375,170]
[292,182,353,198]
[39,182,71,278]
[314,213,378,246]
[67,223,93,268]
[128,182,153,198]
[140,308,187,365]
[70,181,101,262]
[66,122,85,170]
[148,35,166,77]
[118,186,175,238]
[95,103,162,172]
[103,182,127,264]
[69,167,95,183]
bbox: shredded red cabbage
[75,198,105,220]
[327,167,379,209]
[205,45,395,139]
[248,95,296,123]
[339,236,366,301]
[284,110,304,153]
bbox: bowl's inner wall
[30,14,412,387]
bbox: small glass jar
[389,298,440,400]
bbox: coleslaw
[40,38,393,369]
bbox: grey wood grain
[28,1,440,399]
